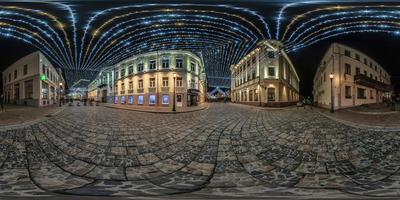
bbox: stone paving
[0,103,399,198]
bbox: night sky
[0,0,399,97]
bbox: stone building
[231,40,300,107]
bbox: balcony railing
[354,74,392,92]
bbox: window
[345,63,351,75]
[42,82,49,99]
[138,95,144,105]
[344,50,351,57]
[162,94,169,105]
[120,68,125,77]
[267,50,277,59]
[345,86,351,99]
[14,70,17,79]
[247,60,251,67]
[176,77,183,87]
[355,54,360,61]
[115,71,119,79]
[252,56,256,64]
[149,94,156,105]
[128,65,133,74]
[369,62,373,68]
[364,58,368,65]
[138,80,143,89]
[8,73,11,82]
[357,88,366,99]
[149,78,155,88]
[162,77,168,87]
[128,95,133,104]
[23,64,28,75]
[249,90,253,101]
[176,59,183,68]
[267,88,275,101]
[364,70,367,76]
[356,67,360,75]
[190,79,195,88]
[370,90,374,99]
[268,67,275,77]
[24,80,33,99]
[129,81,133,90]
[162,59,169,69]
[121,82,125,91]
[120,96,126,104]
[254,89,258,101]
[114,96,119,104]
[370,74,373,79]
[252,70,256,80]
[149,60,156,70]
[190,62,196,72]
[138,63,144,72]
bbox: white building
[2,51,65,107]
[231,40,300,107]
[313,43,392,110]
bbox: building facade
[313,43,392,110]
[2,51,66,107]
[93,50,206,107]
[88,66,115,103]
[231,40,300,107]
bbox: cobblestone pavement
[0,103,399,199]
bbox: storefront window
[138,95,144,105]
[42,82,48,99]
[24,80,33,99]
[162,94,169,105]
[128,95,133,104]
[149,94,156,105]
[114,96,119,104]
[121,96,126,104]
[267,88,275,101]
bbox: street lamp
[329,73,334,113]
[172,73,177,112]
[59,82,63,107]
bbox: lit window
[128,95,134,104]
[149,94,156,105]
[138,95,144,105]
[162,94,169,105]
[114,96,119,104]
[120,96,126,104]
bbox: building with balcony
[2,51,66,107]
[88,66,115,103]
[231,40,300,107]
[313,43,392,110]
[106,50,206,107]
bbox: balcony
[354,74,392,92]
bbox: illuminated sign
[40,75,46,81]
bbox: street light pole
[59,82,63,107]
[329,73,334,113]
[172,73,176,112]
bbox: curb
[316,109,400,132]
[101,103,209,114]
[345,109,398,115]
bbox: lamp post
[59,82,63,107]
[172,73,176,112]
[329,73,334,113]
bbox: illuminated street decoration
[0,1,399,87]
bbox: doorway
[176,94,183,107]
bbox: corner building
[113,50,206,107]
[313,43,392,110]
[231,40,300,107]
[2,51,65,107]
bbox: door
[176,94,183,107]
